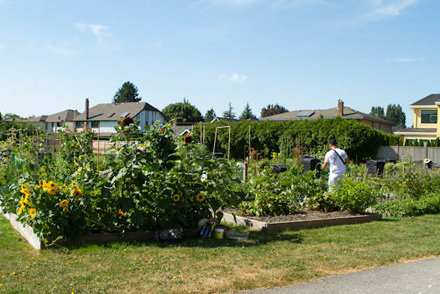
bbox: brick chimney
[85,98,89,120]
[338,99,344,116]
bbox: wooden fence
[376,146,440,164]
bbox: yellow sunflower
[63,207,69,212]
[173,194,180,202]
[42,180,49,191]
[48,187,57,195]
[196,193,205,202]
[29,208,36,218]
[59,200,69,207]
[71,180,78,186]
[48,181,57,189]
[70,187,82,198]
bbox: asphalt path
[237,257,440,294]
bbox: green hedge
[193,117,398,162]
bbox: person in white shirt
[322,139,349,191]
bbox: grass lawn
[1,216,440,294]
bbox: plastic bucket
[213,228,224,239]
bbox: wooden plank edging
[222,212,382,233]
[2,213,198,250]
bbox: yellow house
[395,94,440,143]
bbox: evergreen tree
[222,103,236,120]
[113,81,142,103]
[162,98,203,122]
[418,139,424,147]
[204,108,216,122]
[385,104,406,127]
[370,106,386,119]
[239,102,257,120]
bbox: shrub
[329,177,381,213]
[373,194,440,217]
[239,165,326,216]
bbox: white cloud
[196,0,325,7]
[75,23,113,38]
[211,0,261,6]
[46,45,79,56]
[218,73,248,83]
[271,0,327,9]
[386,57,425,62]
[363,0,422,21]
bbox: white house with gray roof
[73,99,167,136]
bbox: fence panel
[376,146,440,164]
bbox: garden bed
[2,212,198,250]
[222,209,382,233]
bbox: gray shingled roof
[74,102,162,122]
[45,110,80,122]
[410,94,440,106]
[259,107,396,126]
[394,128,436,134]
[26,115,48,122]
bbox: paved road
[237,257,440,294]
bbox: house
[73,99,167,136]
[394,94,440,143]
[26,110,79,134]
[259,100,397,133]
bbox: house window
[75,122,83,129]
[91,121,99,128]
[421,110,437,124]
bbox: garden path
[237,257,440,294]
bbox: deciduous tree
[260,104,288,117]
[162,98,203,122]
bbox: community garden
[1,118,440,293]
[1,118,440,244]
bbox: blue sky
[1,0,439,126]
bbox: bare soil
[224,208,367,223]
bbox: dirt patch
[223,208,367,223]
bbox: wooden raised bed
[2,213,197,250]
[222,211,382,233]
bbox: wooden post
[248,124,251,160]
[213,128,218,154]
[243,162,248,183]
[97,130,100,168]
[228,126,231,161]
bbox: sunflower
[196,193,205,202]
[71,187,82,198]
[48,187,57,195]
[18,205,24,215]
[42,180,49,191]
[63,207,69,212]
[184,135,192,144]
[71,180,78,186]
[48,181,57,189]
[29,208,36,218]
[59,200,69,207]
[20,188,31,197]
[173,194,180,202]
